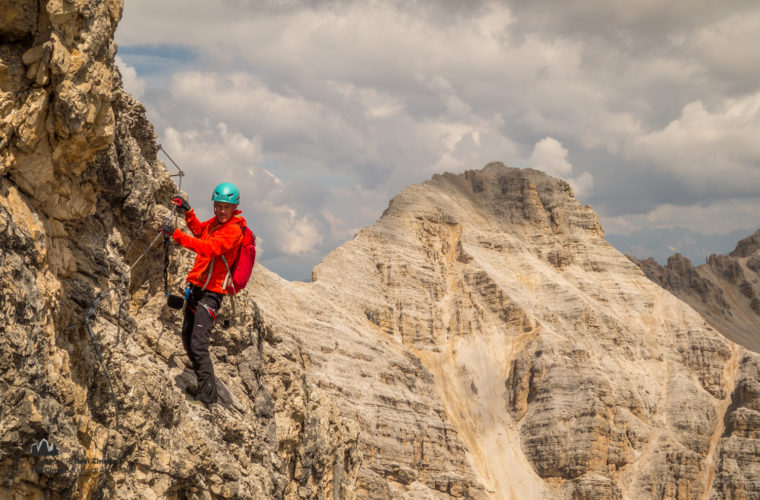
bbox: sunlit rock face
[3,2,760,499]
[306,164,753,499]
[632,233,760,500]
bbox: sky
[115,0,760,280]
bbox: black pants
[181,285,222,404]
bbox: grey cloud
[587,163,691,217]
[268,179,328,213]
[507,0,757,42]
[116,0,760,277]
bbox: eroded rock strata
[1,0,316,497]
[632,235,760,500]
[3,1,760,499]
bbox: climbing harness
[73,144,185,430]
[200,302,217,321]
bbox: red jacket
[171,209,246,294]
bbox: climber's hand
[158,218,175,235]
[173,197,191,212]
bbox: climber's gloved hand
[173,197,191,212]
[158,218,175,236]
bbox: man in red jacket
[160,182,246,406]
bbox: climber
[159,182,247,407]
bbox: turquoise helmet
[211,182,240,204]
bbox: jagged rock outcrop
[5,2,760,499]
[1,1,351,498]
[631,232,760,500]
[631,233,760,356]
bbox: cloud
[154,62,521,190]
[118,2,606,181]
[629,95,760,193]
[601,197,760,236]
[568,172,594,201]
[507,0,757,42]
[279,211,323,255]
[528,137,572,177]
[159,122,329,267]
[527,137,594,199]
[114,0,760,277]
[115,56,145,98]
[689,9,760,91]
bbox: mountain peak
[730,228,760,258]
[382,162,602,239]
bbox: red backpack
[221,225,256,295]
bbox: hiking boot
[174,368,198,397]
[201,395,218,405]
[187,395,218,413]
[185,385,198,398]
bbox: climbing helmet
[212,182,240,204]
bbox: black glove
[158,218,175,235]
[173,197,191,212]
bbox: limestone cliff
[3,2,760,500]
[1,1,315,497]
[306,166,753,499]
[632,236,760,499]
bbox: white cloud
[161,123,265,207]
[568,172,594,201]
[327,82,404,119]
[629,95,760,192]
[279,211,323,256]
[527,137,594,199]
[159,63,520,190]
[115,56,145,98]
[528,137,572,177]
[114,0,760,277]
[168,72,325,134]
[601,197,760,236]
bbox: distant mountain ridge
[607,227,751,267]
[631,229,760,355]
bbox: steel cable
[77,145,185,430]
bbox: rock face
[632,238,760,355]
[306,166,749,499]
[631,236,760,499]
[0,1,313,498]
[3,2,760,500]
